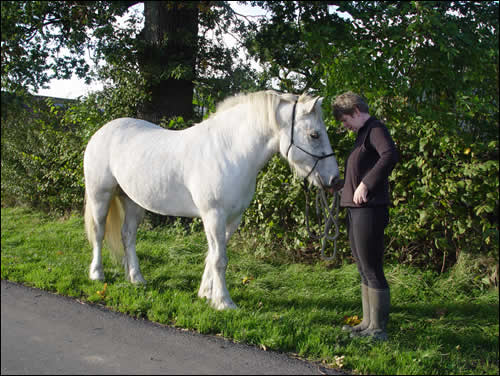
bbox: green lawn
[1,206,498,375]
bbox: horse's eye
[310,131,320,139]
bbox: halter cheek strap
[286,99,335,181]
[286,101,299,159]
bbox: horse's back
[84,118,202,216]
[88,118,165,146]
[85,117,175,162]
[84,118,161,189]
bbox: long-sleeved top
[340,116,399,208]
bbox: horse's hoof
[212,298,238,311]
[89,268,104,281]
[225,302,238,310]
[129,273,146,284]
[198,288,212,300]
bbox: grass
[1,206,498,375]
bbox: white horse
[84,90,339,310]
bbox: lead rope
[303,181,340,261]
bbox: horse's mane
[209,90,317,131]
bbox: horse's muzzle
[316,173,340,191]
[329,176,341,188]
[319,176,344,194]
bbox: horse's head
[278,94,340,189]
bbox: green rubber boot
[342,284,370,333]
[351,287,390,341]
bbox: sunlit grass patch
[2,207,498,375]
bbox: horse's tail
[85,189,125,263]
[104,193,125,262]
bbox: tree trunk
[138,1,199,123]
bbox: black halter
[286,99,335,181]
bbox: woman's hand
[353,181,368,205]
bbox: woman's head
[332,91,369,121]
[332,92,370,132]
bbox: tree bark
[138,1,199,123]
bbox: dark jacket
[340,117,399,208]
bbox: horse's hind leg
[86,190,114,281]
[119,192,146,284]
[199,209,237,310]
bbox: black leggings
[347,207,389,289]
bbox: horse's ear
[304,96,323,114]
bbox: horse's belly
[115,172,200,218]
[153,189,199,217]
[130,187,199,217]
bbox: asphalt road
[1,280,345,375]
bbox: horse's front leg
[199,209,237,310]
[226,214,243,243]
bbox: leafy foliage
[387,116,498,269]
[1,1,131,93]
[244,1,499,269]
[1,96,83,211]
[1,1,261,120]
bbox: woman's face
[339,108,366,132]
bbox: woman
[331,92,399,341]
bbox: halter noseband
[286,98,335,181]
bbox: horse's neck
[210,105,280,173]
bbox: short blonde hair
[332,91,369,121]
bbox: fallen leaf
[96,283,107,298]
[343,315,362,326]
[242,276,254,285]
[334,355,345,368]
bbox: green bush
[388,115,498,270]
[2,96,85,212]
